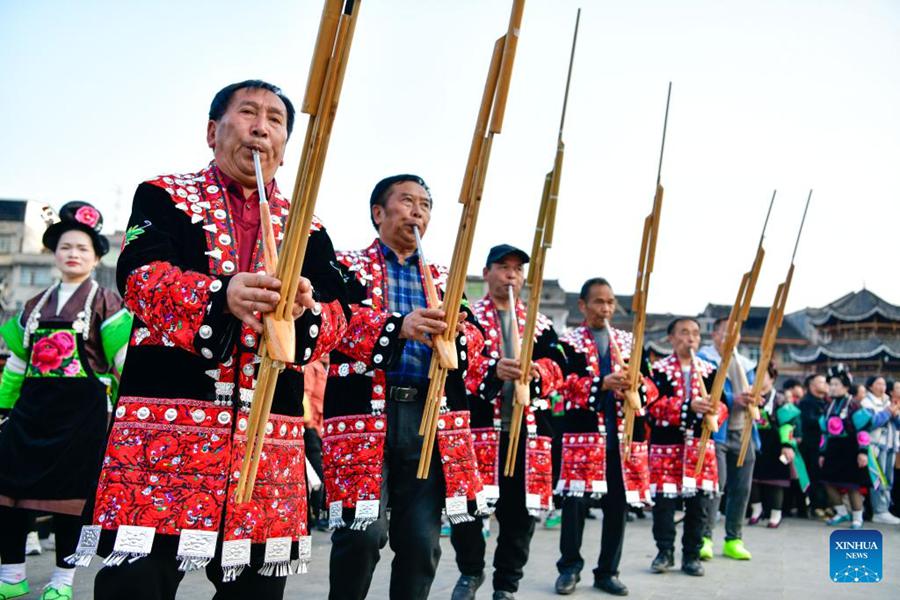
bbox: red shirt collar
[213,163,277,202]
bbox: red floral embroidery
[94,398,232,535]
[226,413,308,542]
[525,435,553,510]
[559,433,606,493]
[309,298,349,364]
[436,411,483,501]
[649,444,684,497]
[623,441,651,505]
[338,307,396,366]
[533,357,564,399]
[682,437,719,496]
[322,414,386,508]
[471,428,500,488]
[125,261,213,352]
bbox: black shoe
[650,550,674,573]
[493,592,516,600]
[554,572,580,595]
[593,576,629,596]
[451,573,485,600]
[682,558,705,577]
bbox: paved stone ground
[18,514,900,599]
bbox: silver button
[137,407,151,420]
[192,409,206,423]
[379,336,389,347]
[190,204,203,214]
[209,279,222,293]
[265,422,274,435]
[219,234,232,245]
[243,334,256,347]
[201,347,213,359]
[238,418,247,431]
[199,325,212,339]
[222,261,235,274]
[373,354,383,364]
[279,423,288,436]
[218,411,231,425]
[242,364,255,377]
[115,406,126,419]
[164,408,178,422]
[214,209,226,220]
[385,323,395,333]
[303,347,312,360]
[207,185,219,194]
[309,324,319,338]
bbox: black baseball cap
[485,244,529,268]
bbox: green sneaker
[0,579,30,600]
[699,537,713,561]
[723,538,752,560]
[41,584,73,600]
[544,509,562,529]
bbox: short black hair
[209,80,296,137]
[766,362,779,381]
[803,373,823,389]
[712,317,728,332]
[667,316,700,335]
[369,174,432,230]
[781,377,802,392]
[579,277,612,301]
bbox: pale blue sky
[2,0,898,314]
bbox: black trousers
[328,398,445,600]
[451,431,535,593]
[556,443,627,578]
[304,426,324,522]
[652,495,708,560]
[93,552,286,600]
[0,506,80,569]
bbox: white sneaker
[25,531,43,556]
[872,512,900,525]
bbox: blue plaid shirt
[380,242,431,386]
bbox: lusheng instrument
[737,190,812,466]
[693,192,774,476]
[417,0,526,479]
[618,82,671,459]
[236,0,361,503]
[502,9,580,477]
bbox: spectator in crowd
[798,373,829,518]
[819,365,874,530]
[861,375,900,525]
[781,379,804,405]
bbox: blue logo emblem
[830,529,882,583]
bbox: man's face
[711,321,739,353]
[578,283,616,329]
[372,181,432,250]
[669,319,701,359]
[811,375,828,397]
[484,256,525,303]
[891,381,900,402]
[870,377,886,397]
[789,384,804,403]
[207,87,289,190]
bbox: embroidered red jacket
[321,239,487,528]
[85,163,350,575]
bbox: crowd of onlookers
[784,370,900,526]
